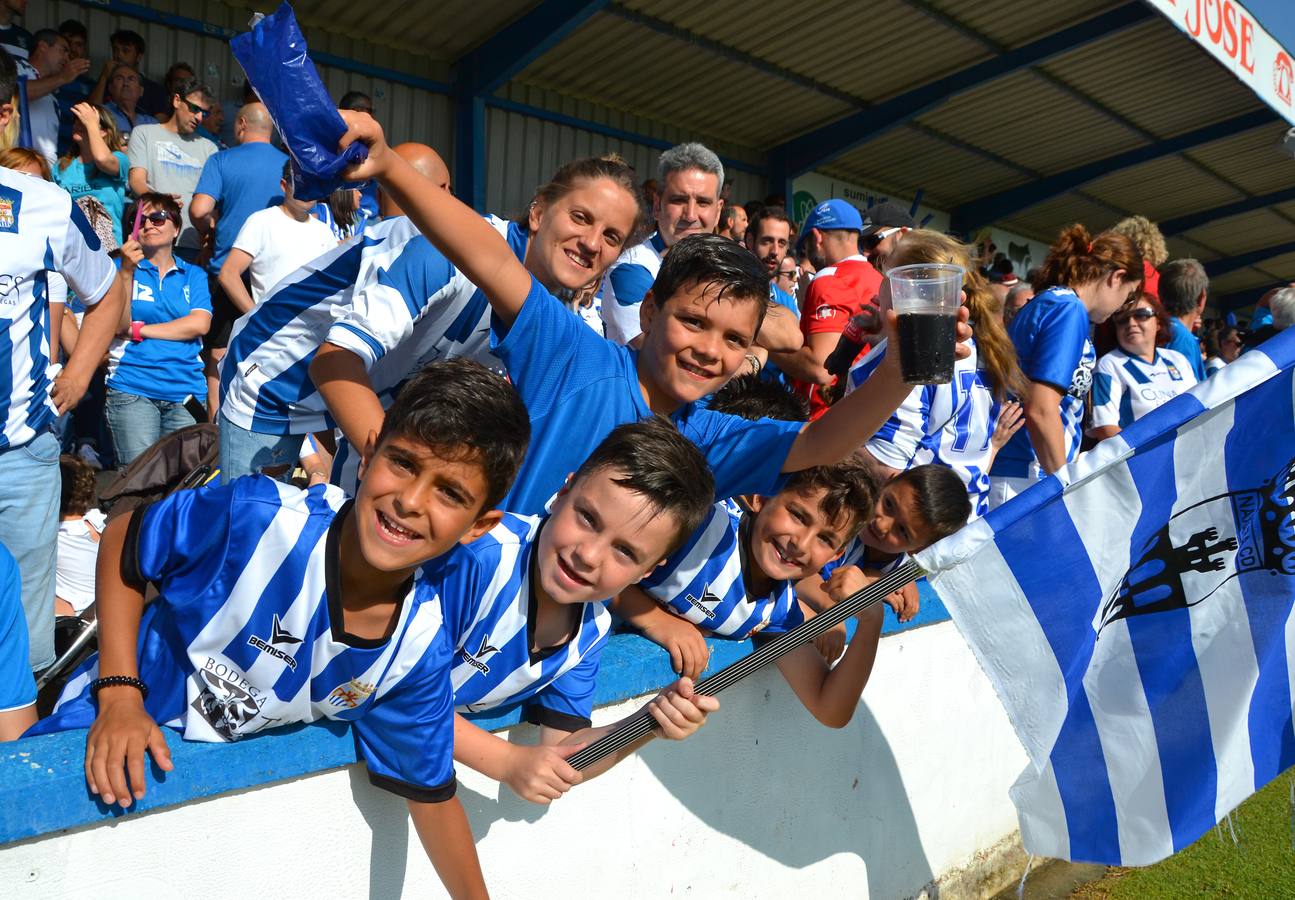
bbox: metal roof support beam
[767,2,1151,180]
[452,1,609,209]
[1160,187,1295,235]
[1204,241,1295,277]
[949,109,1276,235]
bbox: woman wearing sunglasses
[1087,293,1198,443]
[103,193,212,465]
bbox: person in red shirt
[773,200,912,417]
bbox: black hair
[783,459,880,544]
[338,91,373,111]
[164,62,195,86]
[888,464,969,546]
[646,233,769,329]
[744,205,791,245]
[375,359,530,513]
[710,374,808,423]
[59,20,89,41]
[32,29,65,50]
[171,76,208,103]
[0,50,16,105]
[110,30,146,54]
[571,416,714,559]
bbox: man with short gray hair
[1157,258,1209,381]
[1270,286,1295,331]
[600,142,726,345]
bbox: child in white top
[56,454,105,616]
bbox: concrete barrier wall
[0,619,1028,899]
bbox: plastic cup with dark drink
[887,263,964,385]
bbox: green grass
[1076,769,1295,899]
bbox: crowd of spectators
[0,5,1289,806]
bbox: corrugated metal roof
[27,0,1295,306]
[515,14,851,148]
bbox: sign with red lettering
[1146,0,1295,122]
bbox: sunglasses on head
[1117,308,1155,323]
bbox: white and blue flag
[915,326,1295,866]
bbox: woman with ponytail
[845,230,1028,518]
[987,224,1143,508]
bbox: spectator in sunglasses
[1087,293,1197,442]
[126,76,219,264]
[859,201,914,269]
[103,193,212,465]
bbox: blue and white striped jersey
[439,514,611,731]
[639,499,805,640]
[847,337,1003,518]
[219,214,522,435]
[992,286,1095,480]
[0,168,116,450]
[1090,346,1197,430]
[599,231,666,345]
[33,478,458,800]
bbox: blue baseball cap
[797,199,863,249]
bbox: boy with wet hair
[28,358,531,899]
[336,113,972,518]
[442,416,721,804]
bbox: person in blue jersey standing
[29,360,531,899]
[443,418,720,804]
[335,111,973,518]
[846,231,1028,519]
[988,225,1144,509]
[104,193,211,465]
[0,50,125,672]
[187,101,287,411]
[600,142,800,355]
[1156,258,1210,382]
[216,151,633,484]
[1088,293,1198,442]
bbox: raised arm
[754,303,803,354]
[309,342,387,452]
[339,112,532,327]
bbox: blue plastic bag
[230,2,367,201]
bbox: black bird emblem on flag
[1098,456,1295,633]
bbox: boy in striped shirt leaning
[443,417,719,805]
[28,359,530,900]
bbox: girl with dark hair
[846,230,1029,518]
[1087,293,1197,442]
[104,192,212,465]
[989,224,1143,508]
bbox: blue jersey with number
[639,500,805,639]
[437,513,611,731]
[30,478,458,801]
[847,337,1002,518]
[991,286,1094,479]
[107,257,212,402]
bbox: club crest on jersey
[327,678,377,709]
[814,305,836,321]
[1098,456,1295,634]
[462,634,501,674]
[247,614,302,670]
[192,660,263,741]
[1068,358,1094,399]
[0,189,19,233]
[683,588,721,619]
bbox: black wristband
[90,675,149,701]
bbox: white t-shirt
[55,509,106,614]
[232,207,338,303]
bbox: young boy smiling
[29,359,530,900]
[336,114,972,516]
[440,417,721,805]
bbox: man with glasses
[858,200,914,269]
[126,76,219,263]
